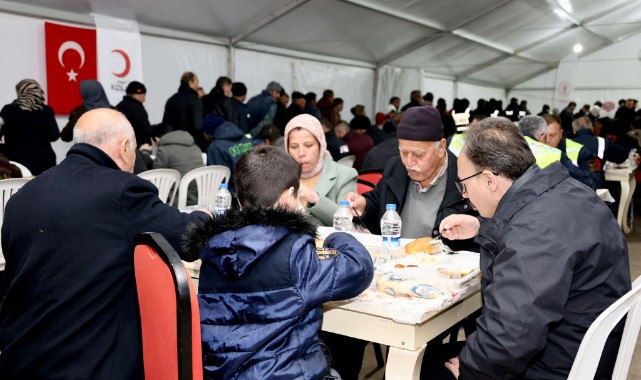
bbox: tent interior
[1,0,641,158]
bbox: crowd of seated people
[0,72,639,379]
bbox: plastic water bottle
[214,183,232,215]
[381,204,402,247]
[333,201,353,231]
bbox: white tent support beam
[377,0,512,67]
[377,33,444,67]
[506,66,557,90]
[545,0,612,44]
[234,41,375,69]
[0,0,229,46]
[230,0,311,45]
[456,54,511,80]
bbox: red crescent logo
[111,49,131,78]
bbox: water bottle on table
[333,200,353,231]
[214,183,232,215]
[381,203,402,247]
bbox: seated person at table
[434,117,630,380]
[285,114,358,226]
[183,145,374,380]
[346,106,478,251]
[0,109,211,379]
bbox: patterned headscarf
[14,79,45,112]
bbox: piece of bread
[404,237,443,255]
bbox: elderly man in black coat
[0,109,211,379]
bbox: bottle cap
[385,203,396,210]
[219,183,228,189]
[339,200,350,207]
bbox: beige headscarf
[14,79,45,112]
[284,114,330,179]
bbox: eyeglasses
[455,171,483,194]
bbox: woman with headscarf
[285,114,357,226]
[0,79,60,175]
[60,80,112,142]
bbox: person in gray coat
[434,117,631,380]
[151,123,204,206]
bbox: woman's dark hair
[235,145,301,208]
[463,117,535,180]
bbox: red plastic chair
[134,232,203,380]
[358,169,383,186]
[357,179,376,195]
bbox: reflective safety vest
[524,136,561,168]
[564,138,583,166]
[448,133,467,157]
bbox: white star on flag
[67,69,78,82]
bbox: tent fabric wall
[457,82,505,111]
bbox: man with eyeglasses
[432,117,630,380]
[345,105,477,251]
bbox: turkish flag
[45,22,97,115]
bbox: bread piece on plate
[404,237,443,255]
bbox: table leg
[621,175,636,233]
[385,344,427,380]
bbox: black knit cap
[349,115,371,131]
[126,81,146,95]
[397,106,443,141]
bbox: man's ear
[484,170,499,192]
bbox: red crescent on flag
[111,49,131,78]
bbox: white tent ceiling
[3,0,641,89]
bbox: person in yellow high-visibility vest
[519,115,595,189]
[543,114,602,188]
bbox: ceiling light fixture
[559,0,573,12]
[573,43,583,53]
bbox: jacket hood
[183,208,317,279]
[158,130,196,147]
[80,80,111,110]
[212,120,245,140]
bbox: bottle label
[382,236,401,247]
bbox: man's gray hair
[73,111,135,150]
[518,115,547,138]
[334,121,350,134]
[572,116,592,133]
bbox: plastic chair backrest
[337,155,355,167]
[0,178,31,270]
[567,276,641,380]
[357,178,376,195]
[0,178,31,222]
[358,169,383,186]
[9,161,32,177]
[177,166,230,209]
[134,232,203,380]
[138,169,182,204]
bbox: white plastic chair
[177,166,230,209]
[138,169,182,205]
[0,178,31,270]
[337,155,355,167]
[9,161,32,177]
[567,275,641,380]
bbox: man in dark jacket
[346,106,477,251]
[286,91,307,124]
[202,115,253,195]
[322,118,350,161]
[0,109,210,379]
[116,81,151,148]
[162,71,207,151]
[437,117,631,380]
[230,82,250,134]
[202,76,234,121]
[401,90,423,111]
[247,81,282,138]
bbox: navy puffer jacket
[183,208,374,380]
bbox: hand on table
[344,192,366,217]
[298,184,320,205]
[444,357,460,379]
[439,214,480,240]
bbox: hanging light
[573,43,583,53]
